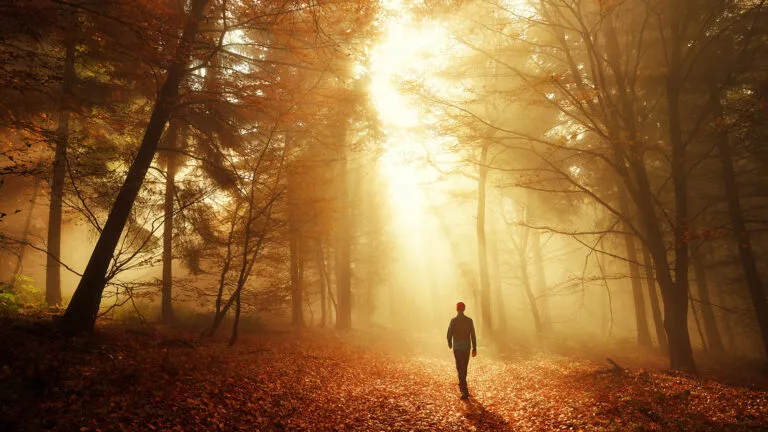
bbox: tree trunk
[161,121,181,324]
[603,8,691,367]
[642,246,668,354]
[334,183,352,330]
[519,228,542,335]
[627,153,694,370]
[530,229,550,331]
[323,239,338,325]
[489,227,507,333]
[709,82,768,359]
[46,13,76,306]
[335,123,352,331]
[290,233,304,326]
[667,81,694,370]
[60,0,210,333]
[618,188,652,347]
[692,247,725,357]
[10,178,41,290]
[229,290,241,346]
[476,142,492,335]
[317,240,327,327]
[689,292,709,355]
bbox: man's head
[456,302,466,312]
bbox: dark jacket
[447,312,477,351]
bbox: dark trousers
[453,349,470,396]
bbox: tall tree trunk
[335,161,351,330]
[709,82,768,359]
[317,240,327,327]
[46,13,76,306]
[161,121,181,324]
[667,82,695,370]
[322,239,338,325]
[229,290,241,346]
[643,246,668,354]
[60,0,209,333]
[489,227,507,333]
[287,137,304,327]
[335,120,352,331]
[689,291,709,355]
[692,246,725,357]
[519,228,542,335]
[530,229,549,331]
[476,142,492,335]
[10,178,41,290]
[603,7,692,367]
[659,0,696,372]
[618,188,652,347]
[290,233,304,326]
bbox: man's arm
[446,319,454,348]
[470,319,477,353]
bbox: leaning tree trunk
[60,0,209,333]
[476,142,492,336]
[709,82,768,359]
[46,13,76,306]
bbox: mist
[2,0,768,429]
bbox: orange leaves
[2,322,767,431]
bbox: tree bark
[60,0,210,333]
[46,12,76,306]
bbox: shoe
[460,394,469,400]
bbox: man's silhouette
[446,301,477,399]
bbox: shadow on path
[461,398,512,431]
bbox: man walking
[446,301,477,399]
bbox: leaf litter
[1,320,766,431]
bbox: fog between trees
[1,0,768,372]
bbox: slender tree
[61,0,210,333]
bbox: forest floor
[1,316,768,431]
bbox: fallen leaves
[0,319,766,431]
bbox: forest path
[3,322,767,431]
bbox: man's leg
[453,349,470,398]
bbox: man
[446,301,477,399]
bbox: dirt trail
[2,323,767,431]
